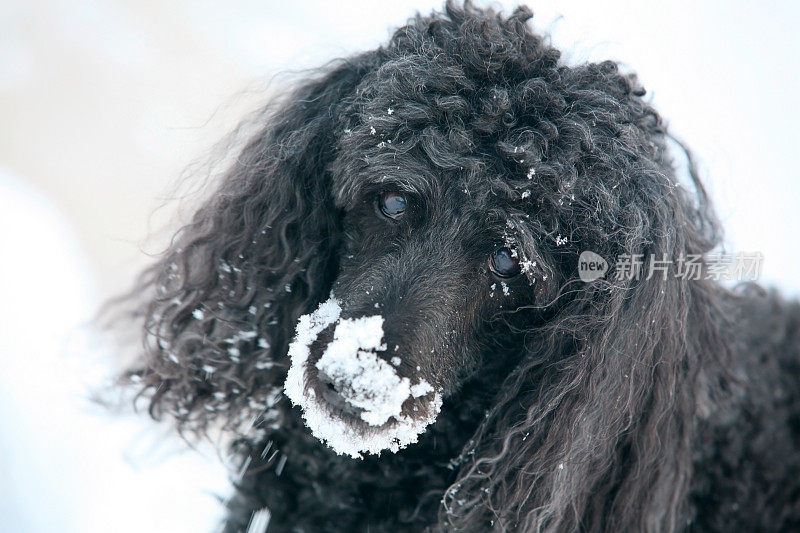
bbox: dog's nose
[318,372,364,417]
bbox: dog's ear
[443,82,735,529]
[119,57,373,436]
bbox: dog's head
[123,6,724,523]
[282,106,563,455]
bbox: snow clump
[284,296,441,458]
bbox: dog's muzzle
[283,296,442,458]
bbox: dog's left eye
[378,191,407,219]
[489,247,521,278]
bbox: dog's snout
[318,371,364,417]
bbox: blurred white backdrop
[0,1,798,532]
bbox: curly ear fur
[122,56,377,438]
[435,6,735,529]
[444,146,733,529]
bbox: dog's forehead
[329,68,553,212]
[331,125,538,207]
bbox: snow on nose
[316,315,418,426]
[284,295,441,458]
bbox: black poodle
[117,3,800,531]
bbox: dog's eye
[379,191,407,219]
[489,247,521,278]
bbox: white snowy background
[0,1,798,531]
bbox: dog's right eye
[378,191,407,219]
[489,247,521,278]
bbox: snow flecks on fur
[520,259,537,278]
[502,219,540,287]
[284,296,442,459]
[227,330,257,343]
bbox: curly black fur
[116,3,800,531]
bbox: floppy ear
[120,57,374,437]
[442,66,734,530]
